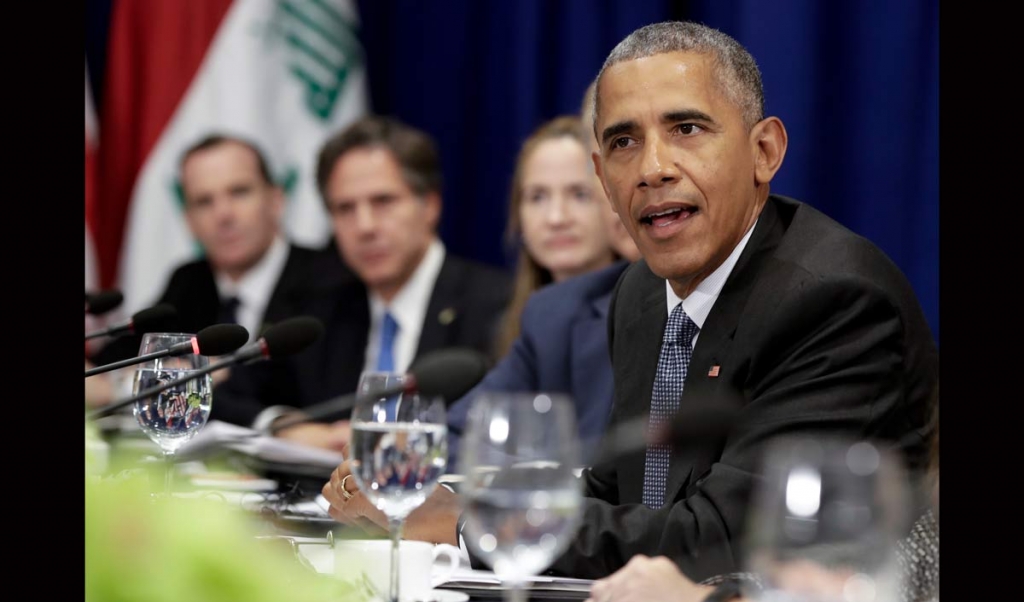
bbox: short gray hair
[592,21,764,136]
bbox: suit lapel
[259,245,305,336]
[193,262,222,330]
[416,255,460,356]
[615,267,668,504]
[663,200,785,502]
[313,281,370,401]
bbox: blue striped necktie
[376,312,399,372]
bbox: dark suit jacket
[446,260,630,469]
[211,253,513,427]
[543,195,938,581]
[90,244,324,365]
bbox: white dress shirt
[665,219,759,347]
[252,238,447,432]
[214,236,290,342]
[362,238,446,375]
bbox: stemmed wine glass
[132,332,213,494]
[742,437,911,602]
[458,392,584,602]
[348,371,448,602]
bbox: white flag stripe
[85,65,98,144]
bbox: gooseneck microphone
[85,290,124,316]
[84,324,250,377]
[268,347,490,433]
[87,316,324,420]
[84,304,178,341]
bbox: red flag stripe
[93,0,234,288]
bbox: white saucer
[372,590,467,602]
[190,474,278,491]
[424,589,470,602]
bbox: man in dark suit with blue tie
[321,21,937,585]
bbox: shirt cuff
[439,483,472,564]
[251,405,301,433]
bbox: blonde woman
[443,114,638,466]
[495,115,621,358]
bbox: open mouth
[639,205,698,227]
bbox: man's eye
[677,124,703,135]
[611,137,633,149]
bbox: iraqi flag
[94,0,368,314]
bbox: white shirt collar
[364,238,447,374]
[214,236,289,341]
[665,218,758,345]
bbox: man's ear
[270,185,286,220]
[423,191,442,228]
[751,117,788,185]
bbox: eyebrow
[601,121,635,145]
[664,109,715,124]
[600,109,717,145]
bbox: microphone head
[85,290,124,315]
[195,324,249,356]
[408,347,490,404]
[260,316,324,358]
[130,304,179,335]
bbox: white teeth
[648,208,682,218]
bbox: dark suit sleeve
[88,270,190,366]
[547,275,912,581]
[446,306,541,468]
[575,266,631,507]
[210,356,303,427]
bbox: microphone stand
[85,347,183,378]
[87,349,260,420]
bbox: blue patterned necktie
[642,303,699,509]
[376,312,399,373]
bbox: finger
[330,494,363,526]
[322,481,343,507]
[355,516,385,536]
[346,493,390,530]
[327,503,351,524]
[329,465,345,487]
[589,579,610,602]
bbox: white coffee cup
[334,539,461,600]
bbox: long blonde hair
[495,115,612,358]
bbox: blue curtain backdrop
[86,0,938,344]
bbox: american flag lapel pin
[708,365,721,377]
